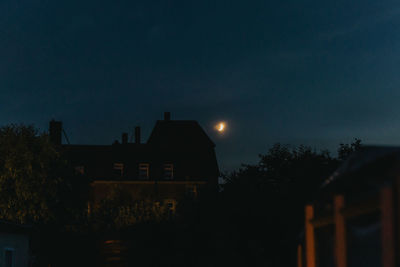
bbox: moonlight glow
[215,122,226,133]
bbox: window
[164,199,176,216]
[113,163,124,176]
[4,248,14,267]
[74,165,85,175]
[139,163,149,179]
[186,185,198,198]
[164,163,173,179]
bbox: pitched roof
[147,120,215,148]
[322,146,400,190]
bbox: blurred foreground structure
[49,112,219,213]
[0,221,30,267]
[300,146,400,267]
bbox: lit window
[113,163,124,176]
[139,163,149,179]
[164,163,173,179]
[75,166,85,175]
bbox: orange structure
[334,195,346,267]
[300,146,400,267]
[381,186,395,267]
[305,205,316,267]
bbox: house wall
[90,180,208,204]
[0,232,29,267]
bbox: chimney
[49,120,62,145]
[164,112,171,121]
[122,133,128,144]
[135,126,141,144]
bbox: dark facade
[0,221,30,267]
[49,112,219,208]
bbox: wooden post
[87,201,91,216]
[381,186,395,267]
[397,176,400,267]
[305,205,316,267]
[334,195,346,267]
[297,244,303,267]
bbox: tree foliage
[223,144,338,201]
[223,139,362,198]
[91,185,171,229]
[0,124,89,225]
[338,138,362,161]
[219,139,362,266]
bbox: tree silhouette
[0,124,89,226]
[219,140,362,267]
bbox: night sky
[1,0,400,171]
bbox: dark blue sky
[1,0,400,171]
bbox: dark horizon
[5,114,394,172]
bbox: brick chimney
[49,120,62,145]
[135,126,141,144]
[164,112,171,121]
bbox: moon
[215,122,226,133]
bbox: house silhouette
[49,112,219,212]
